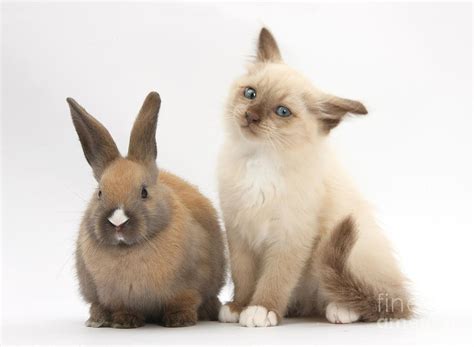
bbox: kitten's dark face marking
[227,65,311,147]
[243,87,292,119]
[237,84,297,140]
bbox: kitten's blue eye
[244,87,257,100]
[275,106,291,117]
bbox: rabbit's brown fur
[70,92,225,328]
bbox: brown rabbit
[68,92,225,328]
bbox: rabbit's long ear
[127,92,161,165]
[67,98,120,180]
[256,27,282,63]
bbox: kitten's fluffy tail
[319,217,414,321]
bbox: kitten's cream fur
[218,28,413,327]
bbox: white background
[1,2,472,345]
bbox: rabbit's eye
[141,187,148,199]
[98,190,102,198]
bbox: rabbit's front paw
[163,310,197,327]
[111,312,145,329]
[85,318,111,328]
[86,303,112,328]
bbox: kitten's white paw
[218,304,240,323]
[239,305,278,327]
[325,302,360,324]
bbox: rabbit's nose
[108,208,129,227]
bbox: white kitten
[217,28,413,327]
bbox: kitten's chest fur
[219,146,323,249]
[239,153,284,207]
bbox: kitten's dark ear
[67,98,120,181]
[305,93,367,133]
[128,91,161,165]
[256,27,282,63]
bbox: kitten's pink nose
[245,111,260,124]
